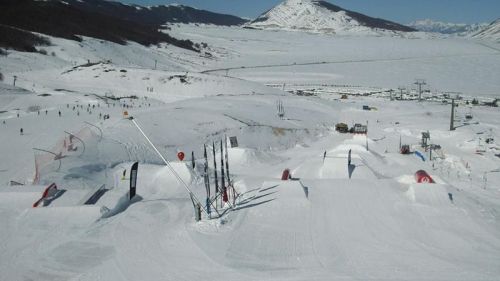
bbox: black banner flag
[130,162,139,200]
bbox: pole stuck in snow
[213,142,219,194]
[365,121,369,151]
[129,117,215,217]
[450,99,456,131]
[220,140,226,203]
[224,135,230,184]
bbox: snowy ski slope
[0,21,500,281]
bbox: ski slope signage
[229,136,238,148]
[130,162,138,200]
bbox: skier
[348,149,352,166]
[323,150,327,163]
[20,128,23,135]
[58,111,61,117]
[45,110,48,115]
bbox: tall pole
[415,79,427,102]
[203,145,210,198]
[220,140,225,188]
[220,140,227,203]
[398,87,405,100]
[366,121,369,151]
[225,136,230,184]
[212,141,219,194]
[450,99,456,131]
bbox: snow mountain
[472,19,500,42]
[247,0,415,35]
[408,19,488,36]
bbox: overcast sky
[117,0,499,24]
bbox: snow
[472,19,500,42]
[247,0,408,36]
[408,19,488,36]
[170,24,500,97]
[1,20,500,281]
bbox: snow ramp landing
[293,143,382,180]
[200,179,500,280]
[406,183,453,206]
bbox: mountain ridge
[247,0,416,35]
[408,19,488,36]
[472,19,500,42]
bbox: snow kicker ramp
[292,143,384,180]
[194,179,500,280]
